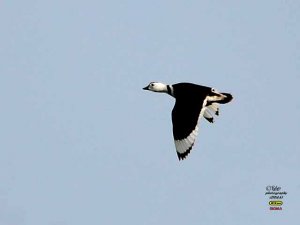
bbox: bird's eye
[211,88,215,92]
[150,83,154,86]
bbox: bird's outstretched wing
[172,99,206,160]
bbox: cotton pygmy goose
[143,82,233,160]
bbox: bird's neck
[166,85,174,97]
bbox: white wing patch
[203,103,220,123]
[207,103,219,115]
[175,126,199,155]
[203,109,214,123]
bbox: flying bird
[143,82,233,160]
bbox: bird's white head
[143,82,168,93]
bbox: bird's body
[143,82,233,160]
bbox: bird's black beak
[143,85,149,90]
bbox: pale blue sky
[1,1,299,224]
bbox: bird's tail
[218,92,233,104]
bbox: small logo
[270,207,282,211]
[266,185,281,191]
[269,201,283,206]
[265,185,287,211]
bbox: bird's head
[143,82,168,93]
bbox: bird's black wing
[171,98,205,160]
